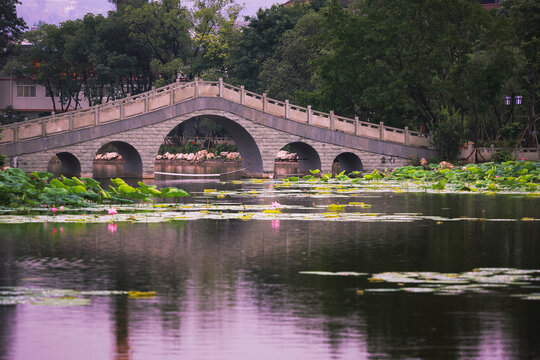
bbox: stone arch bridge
[0,79,437,178]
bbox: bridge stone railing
[0,78,431,148]
[458,141,540,162]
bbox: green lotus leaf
[31,171,54,180]
[70,185,86,194]
[43,187,70,196]
[110,178,127,186]
[118,184,136,194]
[50,178,69,189]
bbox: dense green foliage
[2,0,539,159]
[5,0,240,109]
[430,108,463,160]
[0,0,27,68]
[0,168,189,207]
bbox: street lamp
[505,95,522,105]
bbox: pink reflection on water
[271,219,280,232]
[108,223,118,234]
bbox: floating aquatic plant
[299,267,540,300]
[0,287,154,306]
[328,204,345,212]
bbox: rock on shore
[94,152,123,161]
[156,150,242,162]
[96,149,298,162]
[275,150,298,162]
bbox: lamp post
[505,95,522,123]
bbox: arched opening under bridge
[47,152,81,178]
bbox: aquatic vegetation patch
[0,287,155,306]
[0,199,537,224]
[279,161,540,194]
[0,168,189,208]
[299,267,540,300]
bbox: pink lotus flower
[271,201,281,209]
[51,207,57,214]
[108,208,118,215]
[59,206,64,211]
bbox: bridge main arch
[149,112,264,175]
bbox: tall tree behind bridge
[303,0,490,130]
[504,0,540,146]
[0,0,27,69]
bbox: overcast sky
[16,0,282,27]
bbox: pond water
[1,181,539,360]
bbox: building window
[17,80,36,97]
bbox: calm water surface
[0,183,539,360]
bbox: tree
[228,2,312,92]
[503,0,540,146]
[121,0,192,86]
[259,11,324,102]
[108,0,147,11]
[305,0,490,129]
[0,0,27,68]
[430,107,462,160]
[189,0,242,79]
[457,12,526,146]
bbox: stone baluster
[144,93,149,113]
[120,100,125,120]
[355,116,360,136]
[94,106,99,125]
[404,126,409,145]
[285,100,290,119]
[240,86,245,105]
[308,106,312,124]
[379,122,384,140]
[219,78,224,97]
[69,112,73,131]
[330,111,335,131]
[263,93,267,112]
